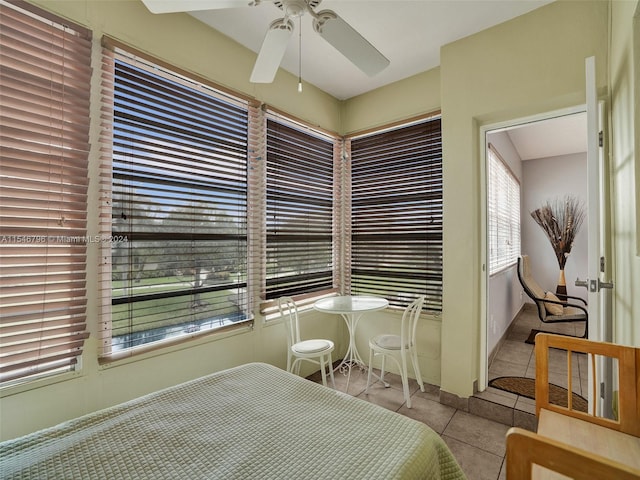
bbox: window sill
[98,318,254,369]
[0,369,82,399]
[261,289,339,322]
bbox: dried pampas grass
[530,195,585,269]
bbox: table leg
[334,313,365,371]
[334,312,386,391]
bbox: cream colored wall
[438,0,609,396]
[341,67,441,135]
[609,0,640,346]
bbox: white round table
[313,295,389,379]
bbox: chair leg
[365,348,374,393]
[319,356,328,387]
[328,353,336,389]
[291,358,302,377]
[410,348,425,392]
[380,356,386,384]
[400,354,411,408]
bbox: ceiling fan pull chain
[298,15,302,93]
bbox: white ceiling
[155,0,583,160]
[187,0,555,100]
[506,113,587,161]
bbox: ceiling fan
[140,0,390,84]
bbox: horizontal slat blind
[349,118,442,311]
[0,1,91,383]
[488,145,520,274]
[100,49,250,357]
[265,117,335,299]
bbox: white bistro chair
[277,296,336,388]
[365,295,425,408]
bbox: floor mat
[488,376,588,412]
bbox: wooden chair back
[535,333,640,436]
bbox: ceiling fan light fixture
[282,0,306,17]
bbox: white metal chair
[365,295,425,408]
[277,296,336,388]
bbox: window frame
[487,144,521,276]
[346,115,443,312]
[99,41,253,361]
[264,111,338,301]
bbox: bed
[0,362,465,479]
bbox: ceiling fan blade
[141,0,253,14]
[313,10,389,77]
[250,19,294,83]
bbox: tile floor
[310,364,510,480]
[486,304,588,406]
[307,304,588,480]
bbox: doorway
[480,108,588,390]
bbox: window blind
[265,116,335,299]
[99,47,250,358]
[0,1,92,383]
[488,145,520,274]
[349,117,443,311]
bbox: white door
[583,56,614,415]
[584,55,613,340]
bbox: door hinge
[599,131,603,147]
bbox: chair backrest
[277,296,300,347]
[401,295,426,349]
[517,255,547,320]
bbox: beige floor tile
[397,395,456,434]
[498,459,507,480]
[358,382,407,411]
[474,386,518,408]
[412,381,441,403]
[331,366,370,396]
[442,435,504,480]
[488,358,528,379]
[442,410,510,457]
[493,339,534,367]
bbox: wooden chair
[505,333,640,479]
[517,255,588,338]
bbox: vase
[556,269,567,297]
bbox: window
[0,1,92,384]
[348,117,443,311]
[265,115,335,299]
[487,145,521,275]
[99,46,251,358]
